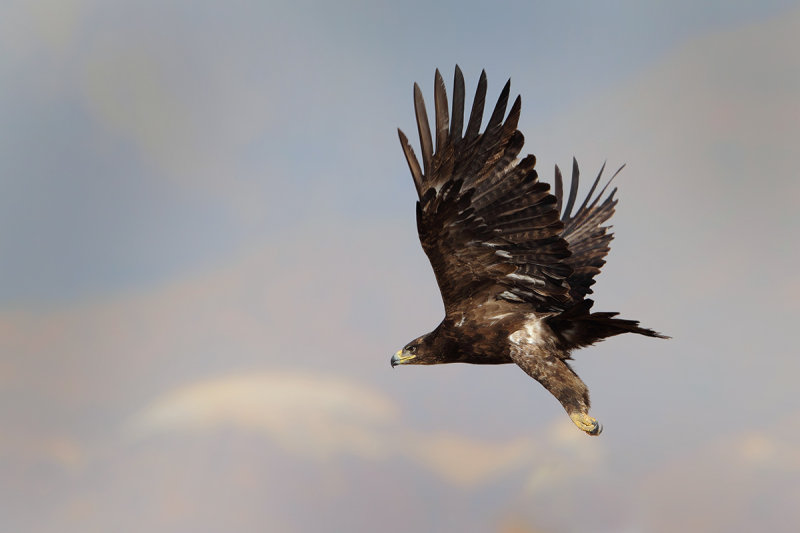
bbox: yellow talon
[570,412,602,436]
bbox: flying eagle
[391,67,667,435]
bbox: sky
[1,0,799,531]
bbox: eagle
[391,67,667,435]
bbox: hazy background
[2,1,799,531]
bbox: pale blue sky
[1,0,796,306]
[1,1,799,531]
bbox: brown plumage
[391,67,668,435]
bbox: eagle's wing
[554,159,622,302]
[398,67,572,316]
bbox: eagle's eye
[407,345,416,353]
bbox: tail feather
[550,300,669,349]
[590,313,670,339]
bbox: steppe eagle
[391,67,667,435]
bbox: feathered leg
[510,347,602,436]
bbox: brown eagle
[391,67,667,435]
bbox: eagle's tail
[550,300,669,348]
[586,312,670,340]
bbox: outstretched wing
[554,159,622,302]
[398,67,572,316]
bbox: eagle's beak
[391,349,416,368]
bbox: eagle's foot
[569,412,602,436]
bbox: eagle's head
[391,332,438,367]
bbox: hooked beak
[391,349,416,368]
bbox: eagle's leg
[510,348,602,436]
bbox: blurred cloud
[409,432,536,487]
[127,371,602,489]
[0,0,92,67]
[127,372,400,460]
[521,420,605,494]
[2,1,800,532]
[78,22,274,191]
[638,416,800,532]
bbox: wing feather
[434,69,449,153]
[413,83,434,177]
[561,157,580,221]
[554,165,564,215]
[463,70,487,142]
[397,129,423,196]
[450,66,465,141]
[555,159,622,301]
[484,79,510,136]
[400,67,572,315]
